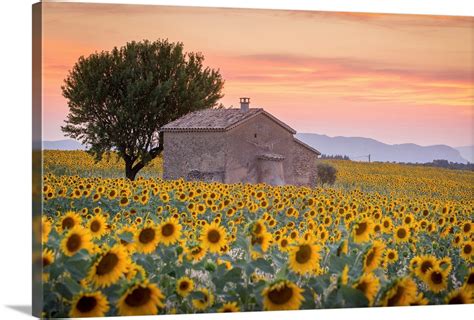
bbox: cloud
[216,53,473,107]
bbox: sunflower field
[39,151,474,317]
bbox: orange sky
[40,3,474,147]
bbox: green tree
[316,163,337,186]
[62,39,224,180]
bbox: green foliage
[61,39,224,180]
[316,163,337,186]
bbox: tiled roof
[294,138,321,155]
[162,108,296,134]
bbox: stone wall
[163,131,226,181]
[292,142,319,187]
[224,113,295,184]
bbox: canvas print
[32,1,474,318]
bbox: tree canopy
[61,39,224,180]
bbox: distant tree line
[397,159,474,171]
[320,154,350,160]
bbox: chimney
[240,97,250,112]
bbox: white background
[0,0,472,319]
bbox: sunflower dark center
[267,284,294,305]
[387,285,405,306]
[254,224,262,234]
[139,228,156,244]
[383,221,389,228]
[355,281,368,294]
[355,222,367,236]
[281,239,288,247]
[397,228,407,239]
[96,252,119,276]
[448,295,464,304]
[388,252,395,259]
[76,296,97,313]
[467,273,474,284]
[62,217,75,230]
[463,224,471,233]
[191,247,202,255]
[125,287,152,307]
[295,244,312,264]
[365,249,375,267]
[463,244,472,254]
[161,223,174,237]
[90,220,101,232]
[66,234,82,252]
[251,236,263,246]
[431,271,443,284]
[421,261,433,274]
[179,281,189,290]
[207,230,221,243]
[43,257,52,267]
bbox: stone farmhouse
[161,98,320,186]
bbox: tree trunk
[125,159,138,181]
[123,138,164,180]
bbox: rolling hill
[296,133,469,164]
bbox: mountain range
[295,133,471,164]
[43,136,472,164]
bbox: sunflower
[384,248,398,264]
[381,277,418,306]
[353,273,380,306]
[117,226,136,252]
[58,211,82,233]
[70,291,109,317]
[200,222,228,254]
[123,262,146,282]
[463,267,474,290]
[134,225,160,254]
[262,280,304,311]
[218,301,240,312]
[88,245,130,288]
[60,226,93,256]
[460,241,473,261]
[157,218,182,246]
[42,216,51,243]
[413,254,437,279]
[445,287,473,304]
[410,293,429,306]
[117,281,164,316]
[185,245,208,262]
[424,266,448,293]
[277,236,291,252]
[252,220,267,236]
[363,240,385,273]
[176,276,194,297]
[461,222,473,235]
[87,214,108,239]
[437,256,452,274]
[42,248,55,268]
[192,288,214,311]
[352,218,373,243]
[393,225,410,243]
[288,239,321,275]
[250,231,272,258]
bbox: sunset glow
[41,3,474,146]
